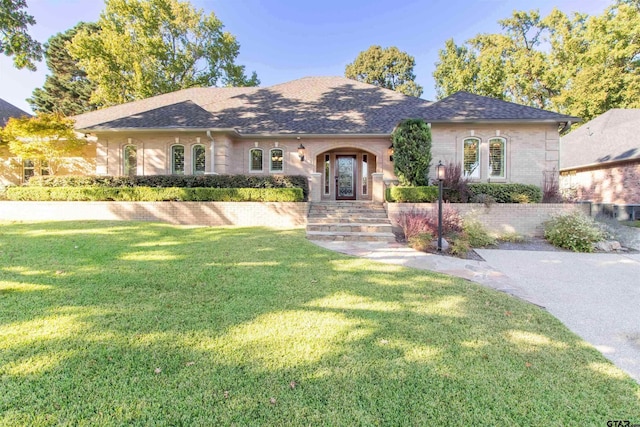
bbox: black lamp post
[436,161,446,252]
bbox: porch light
[297,144,305,161]
[388,144,394,161]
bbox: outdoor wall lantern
[437,160,446,252]
[297,144,305,162]
[388,144,394,161]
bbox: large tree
[0,0,42,70]
[345,45,423,97]
[68,0,259,107]
[27,22,99,116]
[1,113,86,176]
[433,1,640,121]
[392,119,432,186]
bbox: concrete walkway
[311,240,640,383]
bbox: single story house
[2,77,578,202]
[560,109,640,218]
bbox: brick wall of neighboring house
[430,123,559,186]
[0,201,309,228]
[386,203,586,237]
[562,160,640,204]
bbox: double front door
[336,155,357,200]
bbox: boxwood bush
[468,183,542,203]
[7,186,303,202]
[27,174,309,201]
[386,186,438,203]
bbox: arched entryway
[316,148,378,201]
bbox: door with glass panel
[336,155,357,200]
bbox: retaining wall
[0,201,309,228]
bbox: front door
[336,155,357,200]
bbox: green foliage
[7,186,303,202]
[0,0,42,70]
[447,231,472,256]
[27,174,309,199]
[392,119,432,186]
[498,232,526,243]
[463,219,497,247]
[1,113,86,175]
[27,22,100,115]
[386,186,438,203]
[68,0,259,106]
[544,210,607,252]
[345,45,423,97]
[432,3,640,121]
[468,183,542,203]
[408,232,433,252]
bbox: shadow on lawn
[1,221,639,425]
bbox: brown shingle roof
[73,77,577,135]
[0,98,31,127]
[560,109,640,170]
[424,91,579,122]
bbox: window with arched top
[171,145,185,175]
[250,148,263,172]
[488,137,506,179]
[463,137,480,179]
[123,145,137,177]
[270,148,283,173]
[192,144,206,175]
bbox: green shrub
[543,210,607,252]
[387,186,438,202]
[463,219,496,247]
[27,174,310,201]
[408,232,433,252]
[6,186,304,202]
[468,183,542,203]
[498,232,525,243]
[447,231,471,256]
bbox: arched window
[123,145,137,177]
[192,144,206,175]
[171,145,185,175]
[250,148,263,172]
[269,148,283,173]
[489,137,506,179]
[463,137,480,179]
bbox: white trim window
[192,144,206,175]
[250,148,263,172]
[123,145,137,177]
[488,137,506,179]
[269,148,283,173]
[171,145,185,175]
[463,137,480,179]
[23,159,49,182]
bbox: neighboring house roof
[560,109,640,170]
[423,91,579,123]
[73,76,577,135]
[0,98,31,127]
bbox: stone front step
[306,201,396,243]
[306,223,393,233]
[306,231,397,243]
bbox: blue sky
[0,0,612,114]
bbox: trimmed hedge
[7,186,304,202]
[386,186,438,203]
[27,174,309,201]
[386,183,542,203]
[468,183,542,203]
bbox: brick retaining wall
[0,201,309,228]
[386,203,587,237]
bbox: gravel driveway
[475,249,640,383]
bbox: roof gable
[0,98,31,127]
[560,109,640,170]
[424,91,579,122]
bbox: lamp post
[436,161,446,252]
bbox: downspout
[559,121,572,134]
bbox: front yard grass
[1,221,639,425]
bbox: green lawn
[1,221,639,426]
